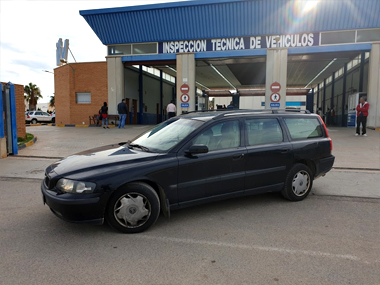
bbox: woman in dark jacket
[101,102,109,129]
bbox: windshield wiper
[127,141,149,152]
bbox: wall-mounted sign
[181,94,190,103]
[270,103,280,108]
[270,82,281,93]
[270,93,281,103]
[159,33,319,54]
[181,103,189,108]
[180,84,190,93]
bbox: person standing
[355,97,369,136]
[101,102,109,129]
[167,100,176,119]
[226,101,234,109]
[117,99,128,129]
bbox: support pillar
[359,52,365,92]
[0,83,6,158]
[317,84,320,113]
[323,78,326,122]
[160,70,163,123]
[265,48,288,109]
[176,53,195,114]
[367,43,380,129]
[139,65,143,124]
[107,57,125,115]
[342,63,348,127]
[331,72,335,125]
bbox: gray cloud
[0,42,24,53]
[11,59,51,71]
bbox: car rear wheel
[31,119,37,124]
[281,164,313,201]
[106,182,160,233]
[52,118,55,123]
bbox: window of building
[320,31,356,45]
[108,45,131,55]
[76,92,91,104]
[357,29,380,42]
[132,43,157,54]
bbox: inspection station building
[54,0,380,128]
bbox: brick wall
[15,84,26,139]
[54,62,107,125]
[1,82,26,139]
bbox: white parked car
[25,111,54,124]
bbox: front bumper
[41,181,106,225]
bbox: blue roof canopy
[80,0,380,45]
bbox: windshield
[131,118,204,152]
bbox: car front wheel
[281,164,313,201]
[106,182,160,233]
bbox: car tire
[281,163,313,201]
[106,182,160,233]
[31,119,37,124]
[52,118,55,123]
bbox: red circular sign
[270,93,281,102]
[181,94,190,103]
[180,84,190,93]
[270,82,281,93]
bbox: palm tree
[49,95,55,108]
[24,83,43,111]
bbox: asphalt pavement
[0,125,379,284]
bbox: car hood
[46,143,159,176]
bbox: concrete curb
[18,136,37,150]
[26,124,117,128]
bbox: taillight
[318,115,333,151]
[27,114,30,118]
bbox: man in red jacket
[355,97,370,136]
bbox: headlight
[56,178,96,194]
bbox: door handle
[232,154,245,160]
[280,148,290,154]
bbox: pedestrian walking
[101,102,109,129]
[355,97,369,136]
[117,99,128,128]
[167,100,176,119]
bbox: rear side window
[284,118,323,140]
[245,118,283,145]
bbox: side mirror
[185,144,209,155]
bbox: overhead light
[165,65,210,90]
[304,58,337,88]
[165,65,177,73]
[196,81,210,90]
[209,63,237,90]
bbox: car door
[176,120,246,205]
[33,111,43,122]
[41,112,51,122]
[244,117,293,193]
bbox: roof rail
[180,108,311,118]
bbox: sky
[0,0,188,103]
